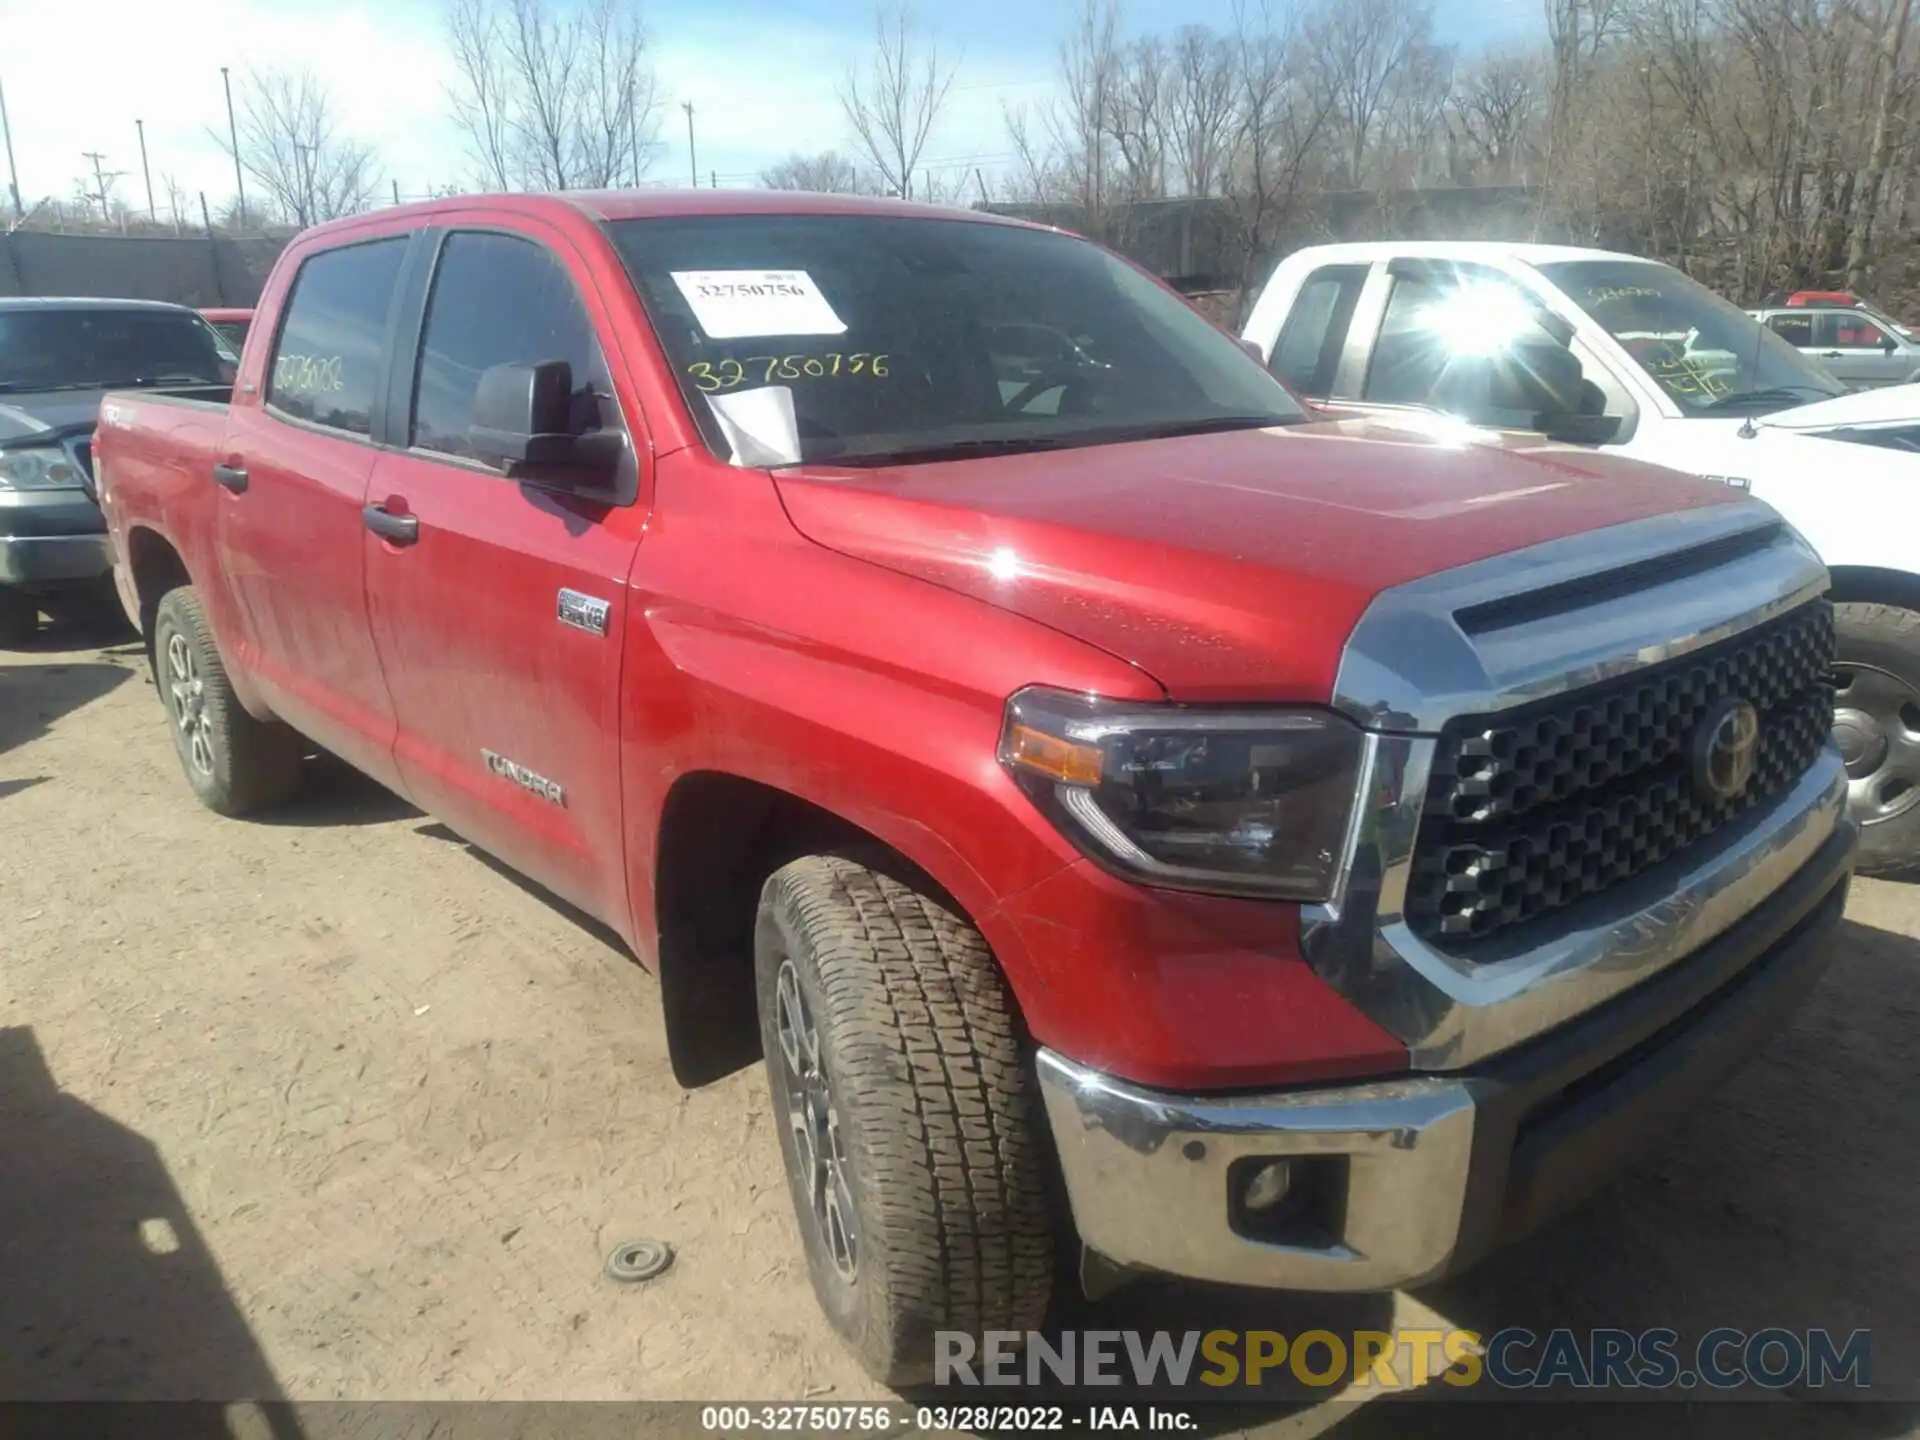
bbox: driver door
[361,220,647,929]
[1813,312,1911,388]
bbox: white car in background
[1243,241,1920,871]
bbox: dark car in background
[0,298,233,645]
[199,307,254,355]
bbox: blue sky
[0,0,1544,222]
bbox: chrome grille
[1405,600,1835,947]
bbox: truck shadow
[0,1027,305,1436]
[0,661,130,755]
[254,750,423,828]
[1316,916,1920,1436]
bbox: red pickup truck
[94,192,1854,1383]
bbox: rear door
[216,233,414,792]
[362,220,646,926]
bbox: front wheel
[151,587,305,816]
[754,853,1055,1385]
[1832,601,1920,875]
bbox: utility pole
[683,101,696,188]
[221,66,246,227]
[0,77,21,219]
[710,169,717,189]
[135,119,155,220]
[392,178,401,206]
[82,150,119,223]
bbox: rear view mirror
[469,360,623,479]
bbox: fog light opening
[1242,1159,1294,1213]
[1227,1154,1350,1249]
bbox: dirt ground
[2,611,1916,1436]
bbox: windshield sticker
[1589,285,1663,304]
[670,270,848,340]
[706,385,803,467]
[685,352,890,392]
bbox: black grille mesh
[1406,601,1834,947]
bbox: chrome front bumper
[1039,810,1853,1292]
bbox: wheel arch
[650,769,1002,1090]
[1827,564,1920,615]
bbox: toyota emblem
[1691,697,1760,802]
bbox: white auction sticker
[669,269,848,340]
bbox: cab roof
[297,188,1040,246]
[1280,240,1649,268]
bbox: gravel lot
[2,612,1915,1437]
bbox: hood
[0,389,110,445]
[774,416,1746,703]
[1756,383,1920,432]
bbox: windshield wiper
[1698,385,1837,413]
[827,414,1290,467]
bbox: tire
[0,586,39,648]
[754,853,1054,1386]
[152,586,304,816]
[1832,601,1920,876]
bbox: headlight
[0,446,83,491]
[999,686,1365,901]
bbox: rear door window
[267,238,408,437]
[1270,264,1368,397]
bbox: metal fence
[0,229,290,307]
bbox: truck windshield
[608,214,1305,466]
[1537,260,1844,415]
[0,308,229,393]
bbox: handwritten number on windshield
[685,353,890,392]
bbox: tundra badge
[557,588,611,636]
[482,749,565,806]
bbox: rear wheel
[754,853,1055,1385]
[152,587,304,816]
[0,586,39,648]
[1832,601,1920,875]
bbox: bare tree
[1306,0,1437,187]
[215,69,380,228]
[1168,25,1237,196]
[444,0,661,191]
[1222,0,1340,290]
[1108,36,1173,202]
[840,1,959,200]
[1448,51,1541,181]
[760,151,877,192]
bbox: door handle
[1820,350,1844,358]
[212,462,249,493]
[362,503,419,545]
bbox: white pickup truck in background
[1243,241,1920,872]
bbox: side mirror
[1536,410,1624,445]
[1882,336,1899,354]
[1238,336,1266,364]
[469,360,623,479]
[219,360,238,385]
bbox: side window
[411,231,614,462]
[1834,313,1892,348]
[1364,264,1607,428]
[1767,312,1815,347]
[1271,264,1367,396]
[267,239,408,437]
